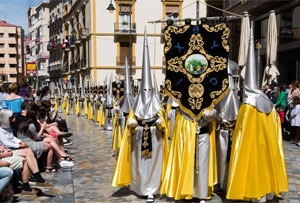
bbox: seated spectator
[11,99,31,137]
[17,109,74,163]
[0,109,53,194]
[40,86,50,102]
[0,85,9,110]
[2,83,24,117]
[0,166,13,196]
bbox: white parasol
[262,10,280,86]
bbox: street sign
[26,63,37,77]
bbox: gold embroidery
[188,97,204,110]
[164,25,190,54]
[165,80,182,98]
[202,23,230,52]
[210,79,229,99]
[188,84,204,98]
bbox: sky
[0,0,43,36]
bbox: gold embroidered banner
[164,23,230,120]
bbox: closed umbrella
[238,12,250,80]
[262,10,280,86]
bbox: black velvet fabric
[164,23,230,119]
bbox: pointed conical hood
[106,73,114,106]
[120,57,136,114]
[132,28,161,119]
[215,60,240,122]
[124,57,133,95]
[141,27,152,90]
[243,22,273,114]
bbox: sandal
[45,167,58,173]
[61,156,75,161]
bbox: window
[9,74,17,78]
[0,64,4,68]
[0,54,4,58]
[0,33,4,38]
[166,5,179,25]
[0,43,4,48]
[9,54,16,58]
[8,33,16,38]
[9,44,16,48]
[9,64,16,68]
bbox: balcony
[70,36,76,48]
[114,23,136,43]
[79,28,88,40]
[116,56,136,75]
[48,64,62,72]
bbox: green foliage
[185,58,207,72]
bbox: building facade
[59,0,207,86]
[48,0,64,81]
[0,21,25,83]
[223,0,300,85]
[27,0,50,87]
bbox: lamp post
[107,1,133,77]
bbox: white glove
[202,109,217,122]
[128,118,137,128]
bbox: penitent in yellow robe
[62,94,67,110]
[84,97,88,115]
[111,109,169,188]
[99,104,105,127]
[112,112,122,153]
[76,98,80,115]
[88,98,94,120]
[160,112,217,200]
[65,98,70,115]
[226,104,288,201]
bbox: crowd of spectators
[263,81,300,145]
[0,83,73,202]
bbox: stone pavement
[14,114,300,202]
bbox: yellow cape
[111,109,168,187]
[226,104,288,200]
[160,112,217,200]
[76,98,80,115]
[112,112,122,153]
[62,94,67,110]
[99,104,105,127]
[88,98,94,120]
[65,98,70,115]
[84,97,88,115]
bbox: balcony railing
[116,56,136,67]
[224,0,241,10]
[79,28,88,40]
[114,23,136,33]
[70,36,77,48]
[48,64,62,72]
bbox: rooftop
[0,20,17,27]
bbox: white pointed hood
[120,57,136,114]
[243,22,273,114]
[132,28,161,119]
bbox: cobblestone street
[15,114,300,202]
